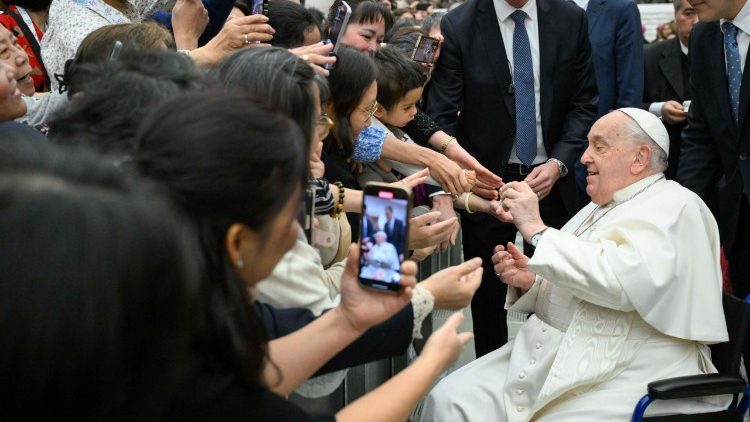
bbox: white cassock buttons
[516,406,525,412]
[530,359,536,365]
[535,343,542,350]
[516,389,524,395]
[518,371,526,379]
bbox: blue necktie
[723,21,742,125]
[511,10,537,167]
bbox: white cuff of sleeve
[648,102,665,118]
[411,284,435,339]
[428,190,449,198]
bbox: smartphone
[250,0,269,16]
[411,35,440,64]
[683,100,692,113]
[325,0,352,54]
[415,2,430,11]
[359,182,412,293]
[302,186,316,244]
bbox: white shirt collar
[612,173,666,204]
[720,0,750,36]
[680,41,689,55]
[494,0,537,23]
[572,0,588,11]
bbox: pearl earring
[236,257,244,269]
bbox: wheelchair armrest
[648,373,746,400]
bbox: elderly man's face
[581,113,641,205]
[688,0,743,22]
[675,1,698,46]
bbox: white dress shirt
[493,0,548,165]
[721,0,750,73]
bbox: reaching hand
[431,195,459,251]
[524,161,559,200]
[421,258,483,309]
[389,168,429,190]
[419,312,473,372]
[408,211,458,250]
[172,0,209,50]
[443,140,503,191]
[491,242,535,291]
[498,181,545,238]
[338,244,415,332]
[429,153,470,196]
[193,14,275,65]
[289,42,337,77]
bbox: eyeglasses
[316,114,334,139]
[359,101,379,121]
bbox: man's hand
[408,211,458,250]
[172,0,209,50]
[524,161,560,200]
[431,194,459,251]
[289,42,337,77]
[491,242,535,291]
[421,258,483,309]
[498,181,545,240]
[338,244,415,332]
[661,100,687,124]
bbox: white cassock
[421,173,730,421]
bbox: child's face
[377,86,423,128]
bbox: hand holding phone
[250,0,269,16]
[411,35,440,64]
[323,0,352,70]
[359,182,412,293]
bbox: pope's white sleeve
[527,228,635,311]
[506,274,542,313]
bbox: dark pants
[729,194,750,299]
[462,166,571,358]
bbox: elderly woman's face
[0,26,34,96]
[0,62,26,121]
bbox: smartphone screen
[325,0,352,53]
[412,35,440,64]
[302,187,316,244]
[250,0,268,15]
[359,183,411,293]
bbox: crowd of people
[0,0,747,420]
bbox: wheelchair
[632,293,750,421]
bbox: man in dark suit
[383,206,405,256]
[678,0,750,298]
[643,0,698,179]
[425,0,597,357]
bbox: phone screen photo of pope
[359,195,407,284]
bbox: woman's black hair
[386,26,426,56]
[347,0,394,31]
[384,17,417,42]
[267,0,319,48]
[218,47,316,148]
[0,139,201,420]
[48,50,208,156]
[133,91,307,389]
[327,45,377,156]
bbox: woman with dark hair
[267,0,320,48]
[337,0,393,52]
[0,139,201,420]
[134,91,474,421]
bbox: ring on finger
[536,191,541,199]
[243,34,250,45]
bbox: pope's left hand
[524,161,560,200]
[499,181,545,238]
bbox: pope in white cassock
[421,108,730,421]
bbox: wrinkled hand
[492,242,535,291]
[388,168,430,190]
[410,245,437,262]
[338,243,415,332]
[432,194,459,251]
[172,0,209,50]
[524,161,559,200]
[498,181,545,238]
[419,312,473,372]
[429,153,470,196]
[421,257,483,309]
[194,14,274,65]
[290,42,337,77]
[408,211,458,250]
[661,100,687,124]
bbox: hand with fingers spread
[408,211,459,250]
[419,312,474,372]
[421,258,483,309]
[290,42,337,76]
[172,0,209,50]
[432,195,459,251]
[497,181,546,239]
[491,242,535,291]
[191,14,275,66]
[523,161,560,200]
[389,168,430,190]
[429,153,471,196]
[442,139,503,194]
[338,244,415,332]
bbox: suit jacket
[587,0,644,117]
[643,38,690,179]
[678,22,750,254]
[425,0,597,216]
[384,218,405,255]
